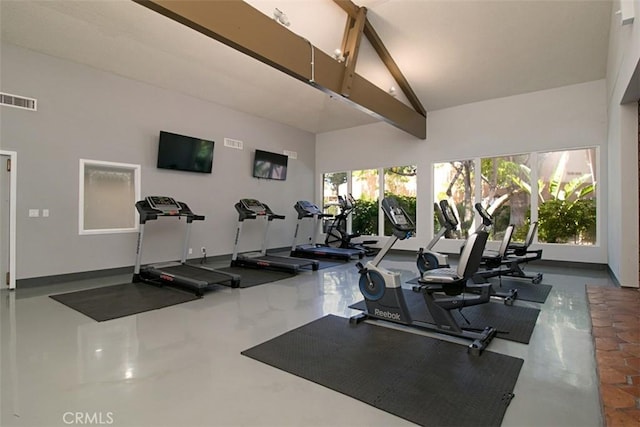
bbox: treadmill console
[136,197,203,224]
[240,198,267,215]
[294,200,325,219]
[146,196,181,214]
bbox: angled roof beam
[339,6,367,97]
[334,0,426,116]
[133,0,425,139]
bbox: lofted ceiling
[0,0,612,136]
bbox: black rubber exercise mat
[350,288,540,344]
[406,276,552,303]
[49,283,200,322]
[488,278,552,303]
[216,266,295,288]
[242,315,523,427]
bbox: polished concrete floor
[1,256,618,427]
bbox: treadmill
[133,196,240,296]
[231,198,319,272]
[290,200,364,261]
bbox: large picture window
[434,147,598,246]
[383,166,417,236]
[351,169,379,236]
[79,159,141,235]
[321,165,417,238]
[537,148,597,245]
[433,160,475,238]
[480,154,531,241]
[322,171,347,217]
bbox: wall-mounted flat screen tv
[253,149,288,181]
[157,131,214,174]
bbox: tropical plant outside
[434,148,597,245]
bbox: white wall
[1,43,316,280]
[317,80,608,263]
[605,0,640,287]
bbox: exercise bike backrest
[381,197,415,239]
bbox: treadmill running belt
[157,264,235,284]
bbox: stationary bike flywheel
[359,270,386,301]
[417,252,440,274]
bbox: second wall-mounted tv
[253,149,288,181]
[157,131,214,174]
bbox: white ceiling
[0,0,612,136]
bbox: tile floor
[586,285,640,426]
[0,257,622,426]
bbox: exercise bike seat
[419,268,459,283]
[418,231,488,285]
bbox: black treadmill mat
[406,276,553,303]
[350,289,540,344]
[216,267,295,288]
[49,283,200,322]
[242,315,523,427]
[301,260,343,270]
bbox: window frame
[432,146,599,247]
[78,159,141,235]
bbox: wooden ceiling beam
[340,6,367,97]
[334,0,426,116]
[133,0,425,139]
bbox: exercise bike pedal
[355,262,367,274]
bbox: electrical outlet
[188,248,193,255]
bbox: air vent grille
[224,138,243,150]
[0,92,37,111]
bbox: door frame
[1,150,17,289]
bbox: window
[351,169,379,236]
[322,171,347,217]
[480,154,531,241]
[79,159,141,235]
[321,165,418,238]
[433,160,475,238]
[434,147,598,246]
[383,166,417,236]
[537,148,597,245]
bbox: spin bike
[350,196,497,355]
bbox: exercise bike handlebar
[438,200,459,230]
[475,202,493,228]
[381,197,415,239]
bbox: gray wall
[316,80,608,264]
[1,43,316,280]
